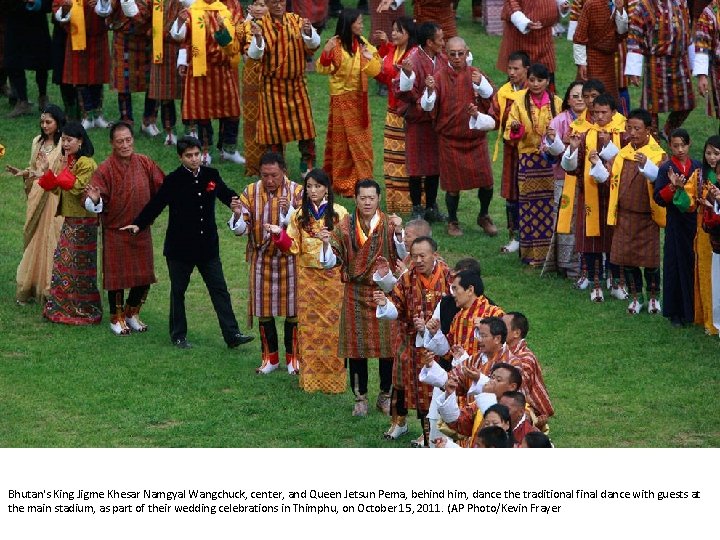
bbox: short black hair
[479,316,507,344]
[411,235,437,252]
[670,128,690,145]
[109,121,134,141]
[501,390,527,408]
[417,21,441,49]
[477,426,512,448]
[508,50,530,67]
[582,79,606,95]
[491,362,522,389]
[455,269,484,296]
[593,93,617,111]
[523,431,553,448]
[259,151,287,170]
[506,311,529,338]
[355,178,381,196]
[176,135,201,156]
[628,108,652,128]
[453,257,481,276]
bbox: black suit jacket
[134,165,237,262]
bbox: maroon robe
[431,64,495,192]
[89,154,164,290]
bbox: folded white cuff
[694,52,709,77]
[469,112,496,131]
[625,51,644,77]
[573,43,587,66]
[510,11,532,34]
[120,0,139,17]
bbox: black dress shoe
[227,333,254,348]
[173,338,192,349]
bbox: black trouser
[166,256,241,344]
[409,175,439,208]
[159,100,177,132]
[506,200,519,239]
[77,84,103,115]
[347,357,393,395]
[624,266,661,299]
[107,285,150,314]
[8,68,48,102]
[258,317,297,356]
[117,92,158,125]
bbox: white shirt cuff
[279,205,294,227]
[228,213,248,234]
[177,48,188,68]
[469,112,496,131]
[566,20,578,41]
[451,352,470,368]
[419,361,449,388]
[436,392,460,423]
[248,37,265,59]
[590,161,610,183]
[415,332,424,347]
[473,75,493,99]
[474,392,498,414]
[399,69,415,92]
[84,197,103,213]
[171,21,187,42]
[376,299,399,320]
[573,43,587,66]
[373,271,397,294]
[120,0,139,17]
[598,140,619,161]
[561,147,579,171]
[467,374,490,396]
[625,51,644,77]
[421,89,436,111]
[466,51,474,67]
[694,53,710,77]
[640,159,659,183]
[510,11,532,34]
[55,7,71,22]
[319,243,337,268]
[394,231,407,259]
[615,9,628,34]
[423,329,450,356]
[303,26,321,49]
[95,0,112,17]
[545,135,566,156]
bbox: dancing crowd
[3,0,720,449]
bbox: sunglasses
[448,51,466,57]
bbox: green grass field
[0,8,718,447]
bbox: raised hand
[450,344,466,361]
[376,0,393,13]
[545,126,556,143]
[373,30,388,43]
[401,57,413,77]
[388,213,403,229]
[467,103,479,118]
[250,20,262,37]
[425,317,440,336]
[215,13,226,30]
[588,150,600,166]
[597,131,610,149]
[628,75,641,87]
[425,74,435,92]
[433,436,447,448]
[568,131,581,151]
[462,364,480,383]
[85,184,101,203]
[422,348,435,368]
[360,44,374,61]
[633,152,648,167]
[278,194,288,214]
[412,311,426,333]
[36,152,50,173]
[177,8,189,25]
[264,223,282,235]
[577,64,587,82]
[373,290,388,307]
[528,21,543,31]
[374,255,391,277]
[301,18,313,36]
[471,70,482,85]
[445,377,458,397]
[510,120,521,133]
[317,226,331,246]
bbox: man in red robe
[373,235,452,446]
[421,36,497,237]
[319,179,406,417]
[84,122,164,335]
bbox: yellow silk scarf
[152,0,164,64]
[70,0,86,51]
[684,169,699,213]
[492,82,524,161]
[556,110,594,234]
[190,1,234,77]
[608,137,666,227]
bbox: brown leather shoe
[447,221,463,237]
[477,214,498,236]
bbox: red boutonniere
[206,180,216,192]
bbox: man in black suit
[122,137,253,350]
